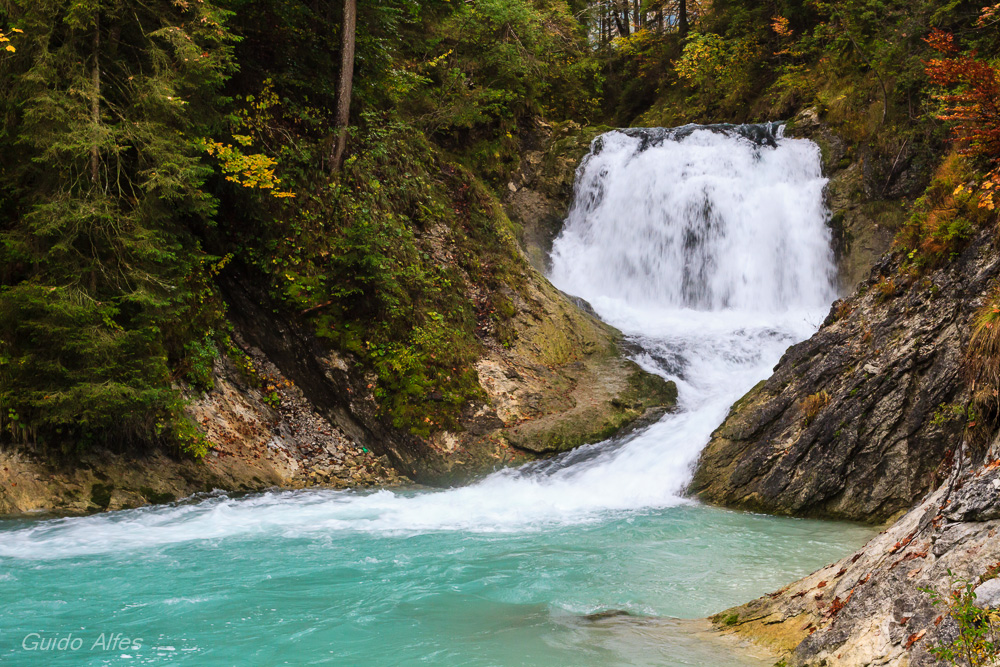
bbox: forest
[1,0,998,458]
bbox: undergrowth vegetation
[801,390,831,425]
[965,286,1000,448]
[898,153,995,271]
[922,568,1000,667]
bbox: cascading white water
[549,126,835,313]
[0,125,837,559]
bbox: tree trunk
[330,0,356,172]
[678,0,689,38]
[91,6,101,184]
[612,0,630,36]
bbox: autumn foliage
[924,24,1000,210]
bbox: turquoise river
[0,126,876,665]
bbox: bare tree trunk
[612,0,629,36]
[598,2,604,44]
[330,0,356,172]
[679,0,690,38]
[91,6,101,184]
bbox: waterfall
[549,125,835,314]
[0,125,837,557]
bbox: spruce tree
[0,0,234,451]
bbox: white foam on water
[0,126,836,560]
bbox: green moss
[729,380,767,417]
[624,369,678,408]
[554,376,674,451]
[90,484,114,510]
[138,487,177,505]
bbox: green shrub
[921,570,1000,667]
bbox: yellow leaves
[675,32,762,90]
[203,252,233,277]
[236,79,281,138]
[981,170,1000,211]
[953,169,999,211]
[674,33,727,83]
[425,50,453,69]
[200,139,295,199]
[0,28,22,53]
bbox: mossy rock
[506,361,677,455]
[89,483,114,510]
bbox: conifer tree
[0,0,234,449]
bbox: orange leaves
[924,29,1000,213]
[771,16,793,56]
[979,3,1000,27]
[771,16,793,38]
[925,28,956,55]
[924,30,1000,169]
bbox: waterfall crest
[549,126,835,314]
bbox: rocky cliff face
[504,120,608,273]
[0,332,404,515]
[222,268,675,487]
[691,230,999,522]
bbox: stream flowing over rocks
[7,120,994,667]
[0,125,883,666]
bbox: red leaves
[826,595,847,618]
[926,28,957,54]
[924,29,1000,168]
[905,629,926,649]
[890,550,929,570]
